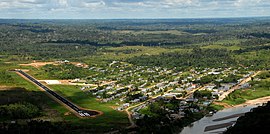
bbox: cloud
[0,0,269,19]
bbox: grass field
[88,46,190,61]
[0,62,129,132]
[223,79,270,105]
[0,64,66,122]
[48,85,129,131]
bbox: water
[180,105,259,134]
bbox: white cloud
[0,0,269,19]
[234,0,262,7]
[82,1,105,8]
[58,0,68,7]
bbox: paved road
[16,70,98,117]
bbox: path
[218,71,261,101]
[125,85,203,128]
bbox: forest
[127,48,235,69]
[1,17,270,133]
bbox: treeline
[47,40,122,47]
[127,48,235,68]
[0,120,67,134]
[234,45,270,54]
[249,33,270,38]
[0,102,40,119]
[0,43,97,60]
[0,119,115,134]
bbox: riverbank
[215,95,270,109]
[180,104,259,134]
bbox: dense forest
[1,18,270,133]
[127,48,235,68]
[0,18,270,61]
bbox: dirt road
[218,71,261,101]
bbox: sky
[0,0,269,19]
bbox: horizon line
[0,15,270,20]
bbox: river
[180,104,261,134]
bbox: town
[35,60,255,124]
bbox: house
[240,83,250,89]
[202,101,211,106]
[131,99,140,103]
[205,85,216,90]
[176,88,184,91]
[186,98,198,103]
[122,103,130,108]
[211,91,220,97]
[208,72,221,75]
[164,94,176,98]
[139,96,148,101]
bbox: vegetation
[256,71,270,79]
[128,48,235,68]
[48,85,129,130]
[193,90,212,100]
[222,74,242,83]
[207,104,224,111]
[137,98,204,133]
[224,78,270,105]
[0,120,67,134]
[42,64,91,79]
[0,71,14,84]
[0,102,40,119]
[1,18,270,133]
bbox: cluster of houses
[77,61,254,120]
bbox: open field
[48,85,129,129]
[19,62,56,68]
[90,46,190,60]
[0,63,129,132]
[223,78,270,105]
[1,18,270,133]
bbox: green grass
[0,66,67,122]
[89,46,189,61]
[223,79,270,105]
[0,62,129,132]
[208,104,224,111]
[48,85,129,130]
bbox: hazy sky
[0,0,269,19]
